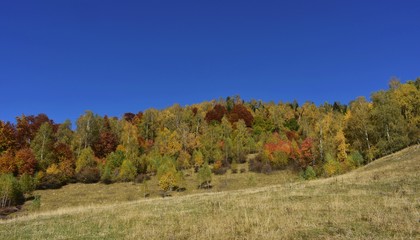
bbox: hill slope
[1,146,419,239]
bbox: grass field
[1,146,419,239]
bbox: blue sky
[1,0,419,124]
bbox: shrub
[31,195,41,210]
[249,157,263,173]
[231,160,238,174]
[158,171,177,192]
[76,147,96,173]
[271,151,289,170]
[118,159,137,182]
[349,151,365,167]
[197,163,212,188]
[19,173,36,195]
[302,166,316,180]
[75,167,100,183]
[106,150,125,170]
[261,163,272,174]
[134,174,150,184]
[0,174,24,207]
[100,164,113,184]
[36,171,65,189]
[212,159,228,175]
[213,167,228,175]
[323,155,342,177]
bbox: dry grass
[1,146,419,239]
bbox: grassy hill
[1,145,419,239]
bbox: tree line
[0,78,419,206]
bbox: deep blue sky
[1,0,419,124]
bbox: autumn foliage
[0,78,418,196]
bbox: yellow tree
[335,127,348,162]
[155,128,182,157]
[121,121,139,164]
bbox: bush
[197,163,212,189]
[271,151,289,170]
[231,160,238,174]
[118,159,137,182]
[249,158,263,173]
[302,166,317,180]
[31,195,41,210]
[159,171,177,192]
[100,164,113,184]
[36,173,65,189]
[323,156,342,177]
[0,174,24,208]
[349,151,365,167]
[75,167,100,183]
[135,174,150,184]
[76,147,96,173]
[261,163,272,174]
[213,167,228,175]
[19,173,36,195]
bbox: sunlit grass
[1,145,419,239]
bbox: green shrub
[350,151,365,167]
[0,174,24,207]
[100,164,113,184]
[31,195,41,210]
[231,160,238,174]
[197,162,212,189]
[19,173,36,195]
[271,151,289,170]
[106,150,125,170]
[323,155,342,177]
[302,166,317,180]
[118,159,137,182]
[76,147,96,173]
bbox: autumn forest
[1,78,419,208]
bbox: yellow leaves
[156,128,182,156]
[193,150,204,167]
[116,144,125,152]
[335,128,348,162]
[158,171,176,192]
[46,164,61,175]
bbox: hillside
[1,145,419,239]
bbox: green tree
[345,97,374,161]
[118,159,137,182]
[74,111,100,156]
[31,122,55,170]
[56,120,73,146]
[197,162,212,188]
[75,147,96,173]
[121,121,139,163]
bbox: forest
[1,78,419,208]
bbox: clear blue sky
[1,0,419,124]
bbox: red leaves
[264,133,314,169]
[15,148,37,175]
[205,103,254,127]
[205,104,227,124]
[0,121,17,153]
[299,138,314,168]
[228,104,254,127]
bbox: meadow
[1,145,419,239]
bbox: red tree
[15,148,37,176]
[205,104,227,124]
[0,121,17,153]
[228,104,254,127]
